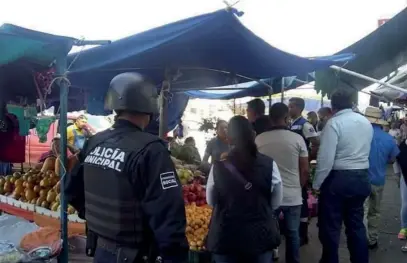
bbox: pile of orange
[185,204,212,251]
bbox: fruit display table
[34,213,85,235]
[0,194,86,236]
[0,201,34,221]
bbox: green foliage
[198,117,218,133]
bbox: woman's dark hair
[330,89,354,111]
[226,115,257,174]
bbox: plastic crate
[188,250,211,263]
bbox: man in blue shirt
[363,106,400,249]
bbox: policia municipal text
[64,72,189,263]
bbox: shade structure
[67,8,353,95]
[0,24,76,107]
[0,23,75,67]
[315,7,407,96]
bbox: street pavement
[278,171,407,262]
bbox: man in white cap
[363,106,400,249]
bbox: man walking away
[363,106,399,249]
[256,103,309,263]
[288,97,320,245]
[313,89,373,263]
[247,98,271,136]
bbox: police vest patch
[84,146,125,172]
[160,172,178,190]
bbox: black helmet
[104,72,159,114]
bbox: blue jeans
[318,170,371,263]
[213,251,273,263]
[401,176,407,228]
[275,205,301,263]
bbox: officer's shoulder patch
[160,172,178,190]
[309,127,315,133]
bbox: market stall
[0,24,109,263]
[1,7,355,263]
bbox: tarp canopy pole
[56,56,69,263]
[58,39,110,263]
[330,65,407,93]
[268,87,273,115]
[281,79,285,103]
[159,79,171,138]
[321,93,324,107]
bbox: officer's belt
[97,237,121,254]
[97,236,142,254]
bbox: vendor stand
[0,7,356,263]
[64,6,354,262]
[0,24,108,262]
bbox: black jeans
[318,169,371,263]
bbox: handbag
[223,161,281,248]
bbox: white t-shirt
[256,129,308,206]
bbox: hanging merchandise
[0,114,26,163]
[6,104,37,136]
[34,68,55,96]
[35,117,56,143]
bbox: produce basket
[188,250,211,263]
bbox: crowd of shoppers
[201,89,407,262]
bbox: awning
[0,24,75,67]
[315,7,407,96]
[67,8,354,94]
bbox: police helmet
[104,72,159,115]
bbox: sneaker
[398,228,407,240]
[402,243,407,252]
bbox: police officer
[64,72,188,263]
[288,97,320,246]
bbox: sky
[1,0,406,57]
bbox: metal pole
[320,93,324,107]
[268,87,273,115]
[56,57,69,263]
[330,65,407,93]
[158,80,170,138]
[280,78,285,103]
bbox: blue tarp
[67,8,354,96]
[0,24,76,114]
[0,24,75,67]
[66,9,353,131]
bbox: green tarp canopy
[0,24,76,106]
[315,7,407,96]
[0,23,75,67]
